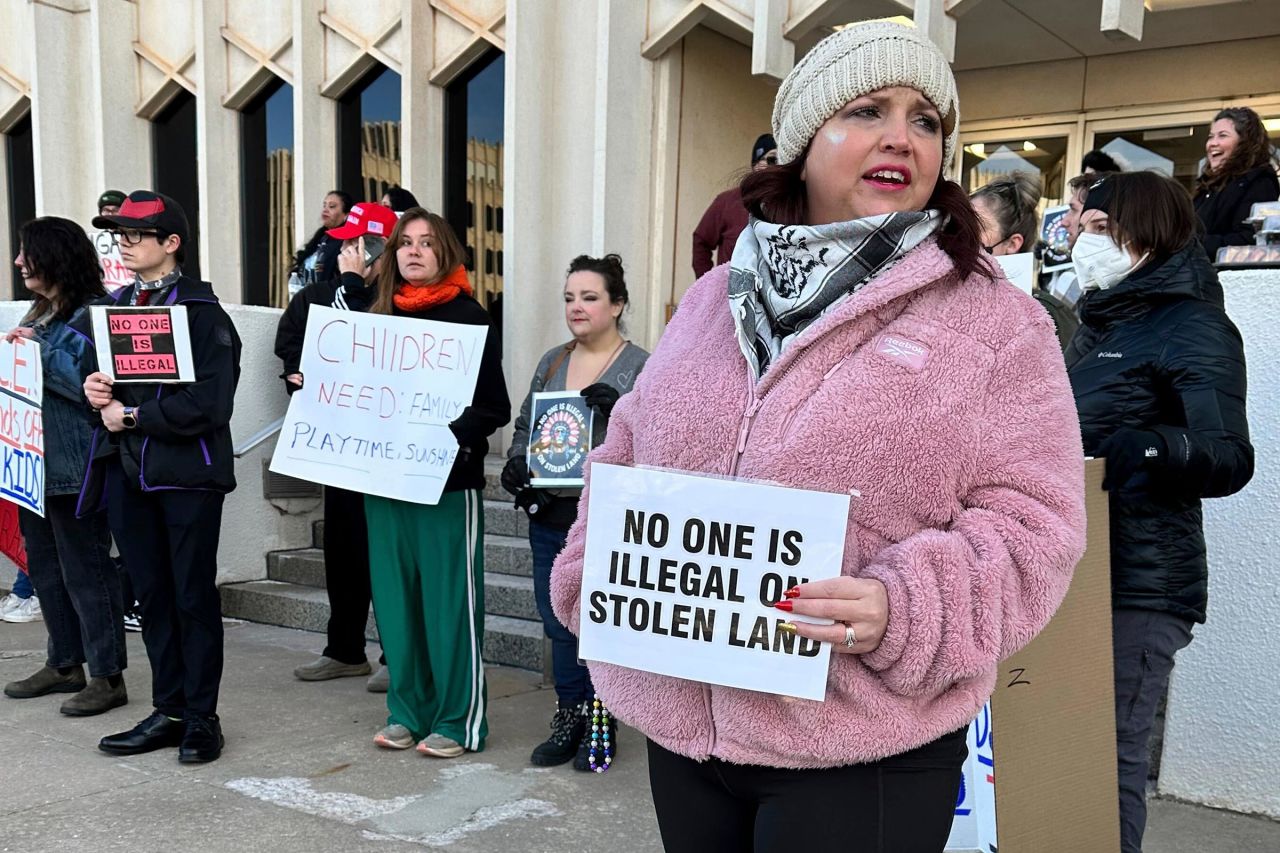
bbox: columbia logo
[1145,447,1159,458]
[1098,351,1123,359]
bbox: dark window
[153,91,201,279]
[443,49,503,251]
[496,206,503,234]
[336,63,401,204]
[497,250,503,276]
[4,114,35,300]
[485,204,493,231]
[484,248,494,275]
[465,245,475,270]
[239,78,291,307]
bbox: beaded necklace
[587,694,613,773]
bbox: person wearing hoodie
[346,208,510,759]
[275,202,397,692]
[80,191,241,764]
[691,133,777,278]
[1065,171,1253,853]
[1195,107,1280,261]
[552,21,1086,853]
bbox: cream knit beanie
[773,20,959,167]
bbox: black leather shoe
[179,714,224,764]
[99,710,184,755]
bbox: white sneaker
[2,596,42,623]
[0,593,21,619]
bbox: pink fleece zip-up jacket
[551,238,1087,769]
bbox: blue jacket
[32,310,98,496]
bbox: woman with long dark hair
[288,190,353,296]
[1195,107,1280,259]
[1,217,125,717]
[552,20,1085,852]
[352,208,509,758]
[1067,171,1253,853]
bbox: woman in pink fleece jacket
[553,21,1085,853]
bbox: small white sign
[90,305,196,384]
[269,306,488,506]
[578,464,851,701]
[91,231,133,293]
[995,252,1036,295]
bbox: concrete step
[221,579,548,673]
[484,455,507,502]
[484,533,533,577]
[485,573,539,621]
[484,500,528,538]
[267,548,326,588]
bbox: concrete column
[292,0,337,248]
[400,0,443,212]
[194,0,243,301]
[89,0,152,205]
[28,1,96,221]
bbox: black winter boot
[530,703,587,766]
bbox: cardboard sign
[527,391,594,487]
[0,337,44,517]
[269,306,488,506]
[91,231,133,293]
[578,464,850,701]
[90,306,195,383]
[945,458,1119,852]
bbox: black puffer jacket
[1065,242,1253,622]
[1194,164,1280,261]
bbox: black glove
[1098,428,1165,491]
[581,383,621,418]
[500,455,530,495]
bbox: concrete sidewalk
[2,619,1277,852]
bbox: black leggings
[647,728,967,853]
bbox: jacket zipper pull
[736,397,763,455]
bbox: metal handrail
[233,416,285,458]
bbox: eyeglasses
[111,229,163,247]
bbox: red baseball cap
[327,203,398,240]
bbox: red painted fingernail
[784,586,801,599]
[773,600,793,612]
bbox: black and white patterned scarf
[727,211,941,378]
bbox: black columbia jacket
[1065,242,1253,623]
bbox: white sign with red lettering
[269,306,488,505]
[0,336,44,517]
[92,231,133,293]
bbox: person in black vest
[1065,172,1253,853]
[1195,107,1280,261]
[79,191,242,764]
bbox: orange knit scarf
[393,265,473,313]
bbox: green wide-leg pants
[364,488,487,751]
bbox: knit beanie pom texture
[772,20,959,167]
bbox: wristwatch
[121,407,138,429]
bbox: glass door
[954,122,1080,209]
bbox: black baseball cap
[97,189,126,211]
[92,190,190,244]
[752,133,777,164]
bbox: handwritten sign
[91,306,195,383]
[578,464,850,701]
[528,391,594,487]
[269,306,488,506]
[92,231,133,293]
[0,337,44,517]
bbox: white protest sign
[578,464,850,701]
[946,701,998,852]
[269,306,487,505]
[0,336,45,517]
[995,252,1036,296]
[91,231,133,293]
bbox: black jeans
[647,728,967,853]
[321,486,381,666]
[19,496,124,677]
[1113,608,1194,853]
[107,464,225,717]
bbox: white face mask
[1072,232,1146,292]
